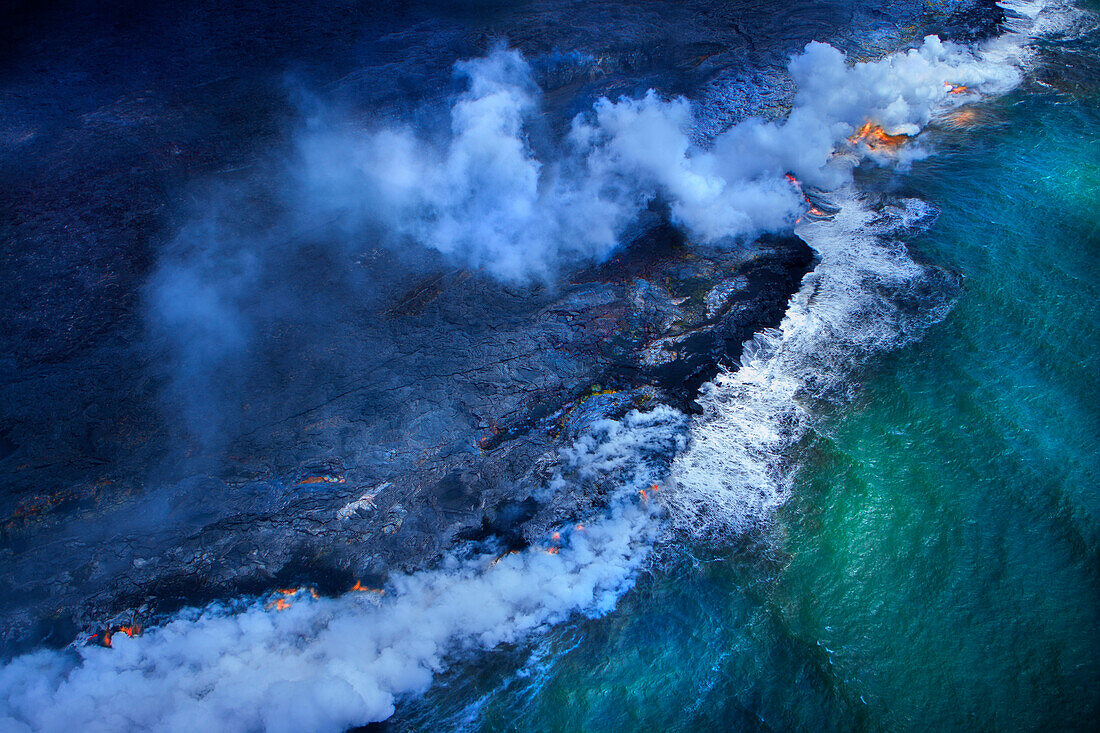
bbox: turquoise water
[387,13,1100,732]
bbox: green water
[390,16,1100,732]
[776,55,1100,732]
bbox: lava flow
[849,121,910,148]
[351,580,386,594]
[265,586,320,611]
[786,173,830,220]
[848,121,909,149]
[88,624,143,648]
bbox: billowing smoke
[294,36,1018,283]
[3,14,1043,730]
[0,515,650,733]
[294,47,630,284]
[0,407,685,733]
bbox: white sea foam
[665,196,953,535]
[1,2,1070,729]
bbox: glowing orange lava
[945,83,970,94]
[266,588,305,610]
[638,489,648,502]
[849,122,909,149]
[90,623,144,648]
[546,547,559,555]
[351,580,385,594]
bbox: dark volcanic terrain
[0,0,1005,654]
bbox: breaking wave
[0,2,1073,730]
[666,195,955,535]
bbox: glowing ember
[351,580,385,594]
[575,523,585,531]
[638,489,648,502]
[551,531,560,541]
[848,122,909,149]
[546,547,559,555]
[91,624,144,648]
[295,476,345,486]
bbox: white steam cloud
[297,35,1018,282]
[0,407,685,733]
[0,516,648,733]
[0,518,647,733]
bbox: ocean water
[386,5,1100,731]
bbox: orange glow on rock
[295,476,345,486]
[351,580,385,594]
[489,550,520,567]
